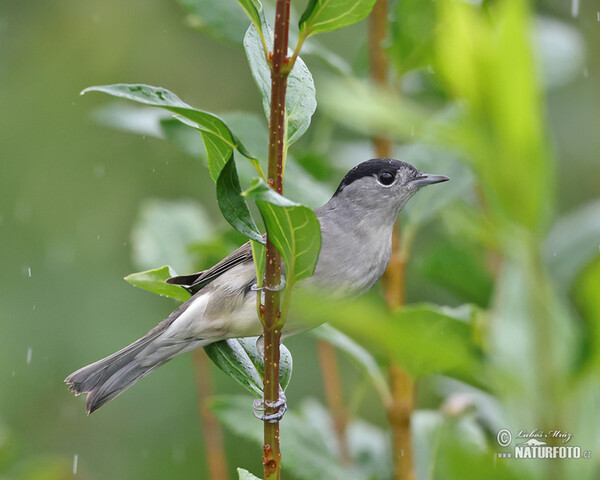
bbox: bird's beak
[411,173,450,187]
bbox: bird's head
[328,158,449,223]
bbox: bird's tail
[65,329,205,414]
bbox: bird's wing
[166,241,254,294]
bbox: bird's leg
[252,336,287,423]
[253,386,287,423]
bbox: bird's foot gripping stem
[253,388,287,423]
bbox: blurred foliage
[2,0,599,479]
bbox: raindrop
[571,0,579,17]
[11,371,15,377]
[26,347,32,364]
[142,135,147,140]
[73,454,78,475]
[97,234,100,240]
[597,11,600,22]
[27,267,31,277]
[32,305,36,311]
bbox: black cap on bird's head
[333,158,449,196]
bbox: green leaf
[244,23,317,147]
[235,0,264,39]
[298,0,377,37]
[295,293,482,381]
[204,337,293,397]
[124,266,191,302]
[237,468,262,480]
[243,179,322,286]
[311,324,391,405]
[544,200,600,290]
[81,84,263,181]
[217,155,264,244]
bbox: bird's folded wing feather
[166,241,254,294]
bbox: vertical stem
[192,350,230,480]
[368,2,416,479]
[263,1,291,479]
[368,0,392,160]
[317,341,351,465]
[388,364,415,480]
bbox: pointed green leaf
[298,0,377,37]
[217,154,264,244]
[243,179,321,285]
[244,23,317,147]
[124,266,191,302]
[81,84,263,181]
[204,337,293,397]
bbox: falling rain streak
[73,455,78,475]
[26,348,32,364]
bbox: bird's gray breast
[309,213,393,296]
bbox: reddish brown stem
[262,1,291,479]
[369,1,416,479]
[192,349,229,480]
[317,341,351,465]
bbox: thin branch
[262,1,292,479]
[193,350,230,480]
[317,341,351,465]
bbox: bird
[65,158,449,415]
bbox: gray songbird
[66,158,448,414]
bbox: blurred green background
[1,0,599,479]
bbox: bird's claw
[253,390,287,423]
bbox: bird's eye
[377,171,395,186]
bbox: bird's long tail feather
[65,330,205,414]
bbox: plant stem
[368,0,392,160]
[368,2,416,479]
[317,341,351,465]
[192,350,229,480]
[262,1,291,479]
